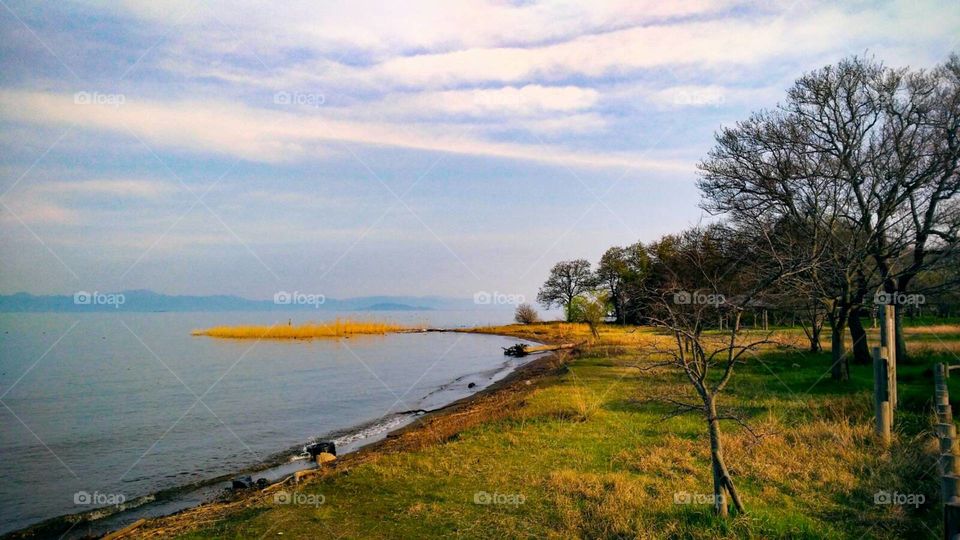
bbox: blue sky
[0,0,957,302]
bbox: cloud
[1,199,80,225]
[36,179,176,198]
[376,85,600,117]
[0,90,691,172]
[362,5,955,88]
[105,0,733,57]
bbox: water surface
[0,310,529,535]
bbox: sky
[0,0,957,302]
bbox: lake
[0,310,532,536]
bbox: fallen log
[504,342,582,357]
[525,342,583,354]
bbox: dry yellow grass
[903,324,960,335]
[191,319,406,339]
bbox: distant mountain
[361,302,432,311]
[0,290,486,312]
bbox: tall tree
[872,56,960,361]
[698,55,960,378]
[537,259,596,322]
[597,247,633,324]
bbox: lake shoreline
[2,329,560,540]
[122,331,566,539]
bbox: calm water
[0,310,530,535]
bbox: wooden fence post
[872,346,891,446]
[934,362,960,540]
[884,305,897,410]
[947,503,960,540]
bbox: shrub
[514,303,540,324]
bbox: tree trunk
[848,308,871,365]
[706,398,745,516]
[809,315,822,353]
[800,306,823,352]
[830,313,849,381]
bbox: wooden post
[947,502,960,540]
[939,403,954,424]
[935,362,960,540]
[943,452,960,476]
[944,474,960,505]
[884,305,897,410]
[872,347,891,446]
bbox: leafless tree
[514,303,539,324]
[642,225,809,516]
[699,54,960,378]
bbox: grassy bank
[140,322,953,539]
[191,319,406,339]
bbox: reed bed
[191,319,406,339]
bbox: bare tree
[642,225,805,516]
[537,259,596,322]
[872,56,960,360]
[514,303,539,324]
[696,55,960,378]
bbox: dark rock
[231,475,253,490]
[255,478,269,488]
[306,441,337,457]
[467,382,476,389]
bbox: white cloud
[36,179,176,198]
[1,199,80,225]
[0,90,691,172]
[104,0,732,57]
[362,5,956,88]
[381,85,601,117]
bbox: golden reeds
[191,319,406,339]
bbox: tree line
[538,54,960,381]
[535,54,960,516]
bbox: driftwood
[527,342,582,353]
[503,342,583,357]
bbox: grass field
[143,321,958,539]
[190,319,406,339]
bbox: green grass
[164,323,951,539]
